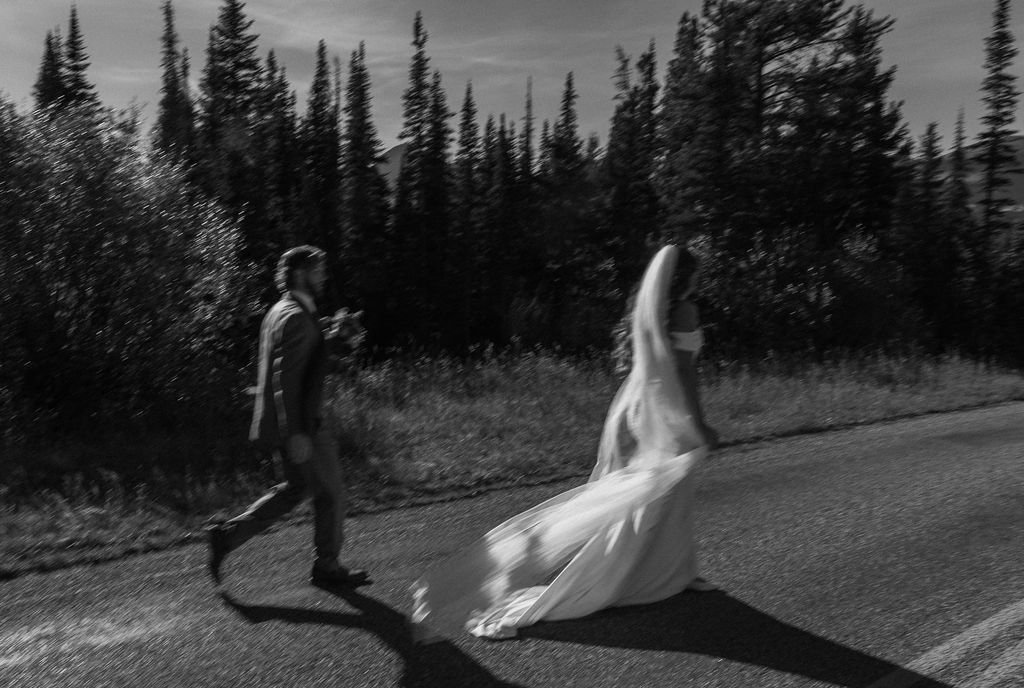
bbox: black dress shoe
[310,565,372,589]
[204,524,230,586]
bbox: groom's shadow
[219,587,523,688]
[520,591,952,687]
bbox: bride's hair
[668,247,700,302]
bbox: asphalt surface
[1,402,1023,688]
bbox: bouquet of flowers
[321,307,366,371]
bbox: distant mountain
[377,142,407,192]
[952,134,1024,220]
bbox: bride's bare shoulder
[669,300,699,332]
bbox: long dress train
[411,245,707,640]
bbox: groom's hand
[287,433,314,464]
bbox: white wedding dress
[411,245,709,640]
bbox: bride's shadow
[520,591,952,688]
[220,587,524,688]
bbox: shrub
[0,101,257,468]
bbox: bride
[411,244,719,641]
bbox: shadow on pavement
[220,588,524,688]
[519,591,953,688]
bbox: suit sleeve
[271,312,315,439]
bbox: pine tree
[450,83,483,343]
[974,0,1021,332]
[549,72,583,180]
[154,1,194,155]
[390,14,454,344]
[336,43,390,343]
[33,30,66,110]
[949,108,979,324]
[198,0,262,149]
[538,119,552,179]
[424,69,455,341]
[452,82,480,252]
[518,77,535,179]
[605,42,661,286]
[654,1,905,353]
[62,6,99,108]
[656,12,705,242]
[197,0,265,262]
[251,51,300,258]
[896,123,956,348]
[299,40,342,279]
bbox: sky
[1,0,1021,151]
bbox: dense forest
[1,0,1022,449]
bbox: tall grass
[2,350,1021,578]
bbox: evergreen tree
[424,69,455,341]
[656,1,905,353]
[299,40,342,285]
[33,29,66,110]
[548,72,583,180]
[949,107,980,329]
[62,6,99,108]
[339,42,391,344]
[154,0,195,155]
[974,0,1021,346]
[251,51,300,259]
[197,0,265,262]
[391,12,431,312]
[199,0,262,140]
[519,77,535,178]
[453,83,481,235]
[657,13,704,242]
[604,42,661,287]
[391,14,453,344]
[976,0,1021,239]
[452,83,482,324]
[896,123,956,348]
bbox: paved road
[2,403,1023,688]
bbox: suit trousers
[223,432,347,567]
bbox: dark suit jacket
[249,293,327,448]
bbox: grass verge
[2,351,1022,580]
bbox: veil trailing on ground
[410,244,706,639]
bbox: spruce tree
[154,1,194,155]
[199,0,262,149]
[949,108,979,329]
[62,6,99,108]
[519,77,535,179]
[299,40,342,280]
[974,0,1021,323]
[549,72,583,180]
[252,51,300,258]
[452,83,481,259]
[424,69,455,340]
[538,119,552,179]
[605,42,661,286]
[197,0,265,263]
[391,14,453,344]
[898,123,956,348]
[340,41,390,330]
[33,29,66,110]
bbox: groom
[206,245,369,589]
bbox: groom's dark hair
[275,245,326,293]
